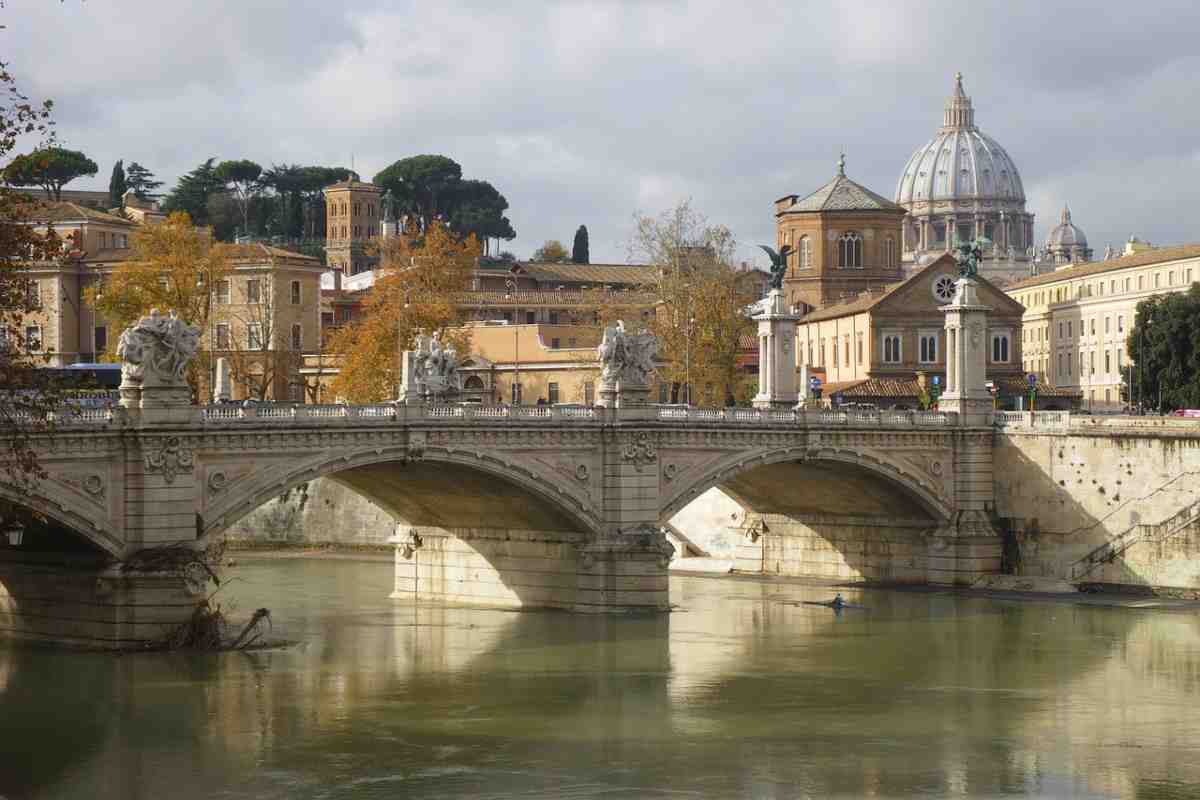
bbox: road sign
[810,376,822,388]
[932,375,941,386]
[1027,372,1038,387]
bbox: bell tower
[324,179,383,277]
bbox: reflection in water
[1,556,1198,799]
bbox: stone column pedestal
[752,289,800,409]
[938,277,993,426]
[573,525,674,613]
[926,510,1003,585]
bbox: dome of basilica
[895,73,1025,207]
[1046,205,1087,249]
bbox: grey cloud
[4,0,1198,263]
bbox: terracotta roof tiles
[1006,244,1200,291]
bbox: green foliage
[374,155,515,250]
[124,161,163,199]
[3,146,98,200]
[572,224,589,264]
[214,159,263,236]
[1125,284,1200,411]
[108,160,126,207]
[162,158,224,228]
[260,164,354,239]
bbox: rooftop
[22,200,135,227]
[1007,243,1200,291]
[515,261,658,286]
[779,155,905,214]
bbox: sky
[5,0,1200,266]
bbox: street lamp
[5,523,24,547]
[504,278,519,405]
[684,314,695,406]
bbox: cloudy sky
[5,1,1199,264]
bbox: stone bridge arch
[200,443,603,540]
[660,445,954,525]
[659,444,957,584]
[0,481,124,559]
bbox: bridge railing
[191,402,956,428]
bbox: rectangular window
[1068,321,1073,338]
[1169,271,1175,286]
[1125,278,1131,292]
[1058,322,1064,339]
[1090,319,1095,336]
[585,381,595,406]
[99,232,107,249]
[25,279,40,308]
[290,280,301,305]
[548,311,559,324]
[1188,268,1194,284]
[94,326,108,354]
[1138,275,1144,290]
[843,336,850,366]
[551,337,561,349]
[1118,315,1124,332]
[656,382,668,404]
[832,339,838,366]
[1089,351,1095,375]
[1104,316,1110,334]
[247,323,262,350]
[246,279,262,304]
[1105,350,1111,374]
[525,311,536,324]
[291,323,302,351]
[820,340,826,366]
[548,382,560,405]
[856,335,863,365]
[215,323,230,350]
[24,324,41,352]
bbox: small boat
[800,593,868,610]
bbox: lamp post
[504,278,519,405]
[684,313,694,406]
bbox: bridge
[0,400,998,647]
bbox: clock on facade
[932,275,956,303]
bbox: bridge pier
[387,524,672,612]
[0,551,207,649]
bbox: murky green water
[2,556,1200,799]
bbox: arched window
[464,375,484,391]
[883,334,902,364]
[992,332,1010,363]
[838,232,863,269]
[798,236,811,269]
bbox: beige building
[10,198,324,401]
[796,254,1030,407]
[1006,243,1200,411]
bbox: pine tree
[108,160,127,207]
[572,224,590,264]
[125,161,164,199]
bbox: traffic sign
[932,375,941,386]
[810,376,822,388]
[1027,372,1037,387]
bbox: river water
[2,556,1199,799]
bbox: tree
[447,179,515,253]
[86,212,233,399]
[631,200,753,406]
[108,160,126,207]
[373,155,462,232]
[572,225,589,264]
[260,164,354,240]
[327,221,479,402]
[532,239,570,262]
[214,159,263,238]
[124,161,163,199]
[3,146,98,200]
[161,158,224,229]
[1125,285,1200,412]
[0,62,66,513]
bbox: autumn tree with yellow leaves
[327,222,480,402]
[630,201,756,406]
[86,211,233,398]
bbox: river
[1,555,1199,799]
